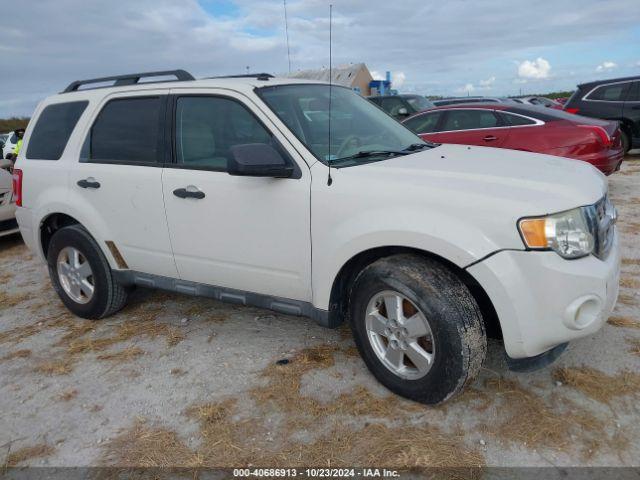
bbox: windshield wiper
[402,142,437,151]
[336,150,408,162]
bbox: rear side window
[441,110,500,131]
[626,82,640,102]
[26,101,88,160]
[586,83,630,102]
[403,112,442,134]
[502,112,537,126]
[82,97,162,164]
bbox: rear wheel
[47,225,129,319]
[621,130,630,154]
[349,254,487,404]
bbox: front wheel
[349,254,487,405]
[47,225,129,319]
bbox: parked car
[14,70,619,405]
[564,75,640,153]
[555,97,569,105]
[517,96,563,109]
[432,97,519,107]
[0,133,9,150]
[403,104,624,175]
[0,167,18,237]
[367,94,435,120]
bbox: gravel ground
[1,155,639,472]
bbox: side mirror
[228,143,293,178]
[397,107,409,117]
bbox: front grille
[589,195,616,260]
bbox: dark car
[367,94,435,120]
[432,97,519,107]
[403,104,624,175]
[564,75,640,153]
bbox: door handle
[77,178,101,189]
[483,135,498,142]
[173,187,205,200]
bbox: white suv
[13,70,620,404]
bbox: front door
[161,90,312,301]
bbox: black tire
[349,254,487,405]
[621,130,630,154]
[47,225,129,319]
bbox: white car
[13,70,620,404]
[0,165,18,237]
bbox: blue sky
[1,0,639,117]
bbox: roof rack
[62,69,195,93]
[207,73,273,81]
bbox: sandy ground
[1,155,639,473]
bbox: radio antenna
[327,4,333,186]
[283,0,292,74]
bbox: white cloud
[596,61,617,72]
[370,70,406,88]
[392,71,406,88]
[517,58,551,79]
[456,83,476,94]
[479,76,496,87]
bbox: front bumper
[467,231,620,359]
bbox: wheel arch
[40,212,82,259]
[327,246,502,340]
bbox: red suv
[403,104,624,175]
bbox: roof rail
[62,69,195,93]
[208,73,273,81]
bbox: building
[288,63,374,96]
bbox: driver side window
[175,96,272,171]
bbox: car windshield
[259,84,431,167]
[404,96,434,111]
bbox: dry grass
[626,337,640,357]
[0,291,31,309]
[4,444,55,467]
[97,346,144,362]
[622,221,640,234]
[622,258,640,267]
[57,388,78,402]
[617,293,638,306]
[0,349,31,361]
[102,421,200,468]
[478,378,604,452]
[33,358,74,375]
[106,403,483,471]
[620,276,640,289]
[552,367,640,403]
[608,316,640,329]
[250,344,422,421]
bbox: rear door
[68,90,178,278]
[623,81,640,145]
[161,89,312,301]
[425,109,509,147]
[579,81,630,120]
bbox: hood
[341,143,606,215]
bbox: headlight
[518,207,595,259]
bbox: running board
[113,270,335,328]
